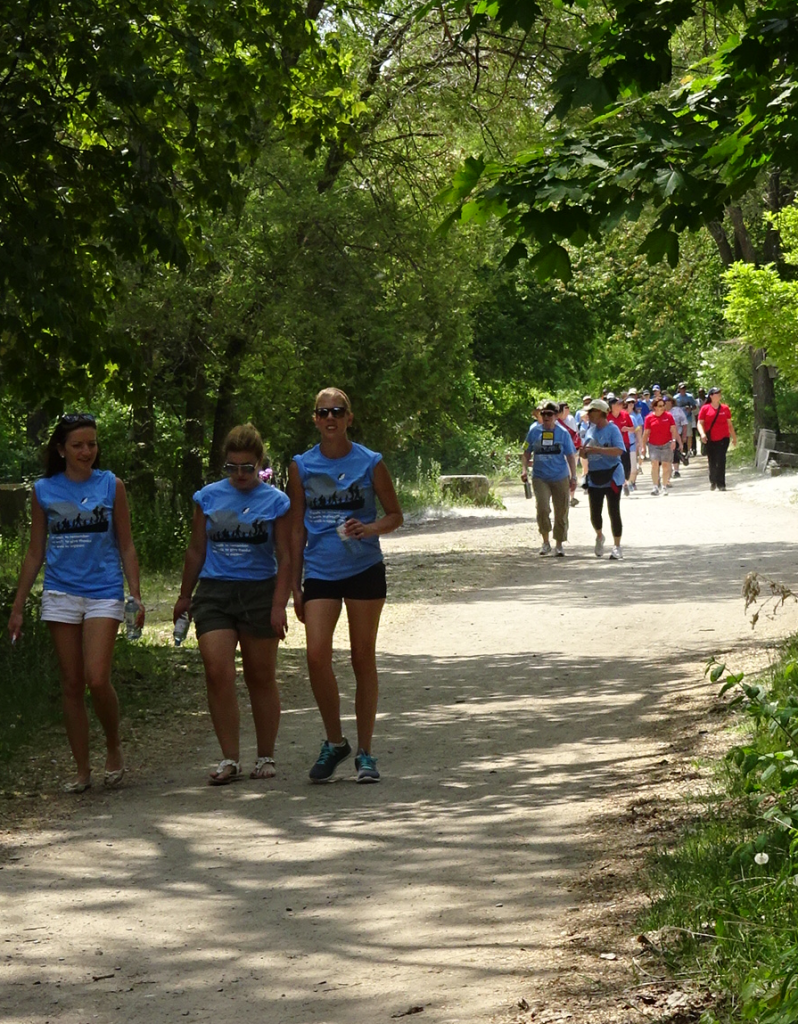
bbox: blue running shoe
[309,739,351,782]
[355,749,380,784]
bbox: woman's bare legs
[303,599,344,742]
[345,597,385,754]
[49,617,123,783]
[198,629,241,768]
[239,634,281,760]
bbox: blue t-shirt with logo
[523,422,575,481]
[583,423,626,488]
[193,479,290,581]
[35,469,124,599]
[293,442,383,581]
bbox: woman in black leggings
[581,399,626,561]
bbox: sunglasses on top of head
[315,406,348,419]
[60,412,96,425]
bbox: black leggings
[588,486,622,539]
[706,437,730,488]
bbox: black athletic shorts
[303,561,387,603]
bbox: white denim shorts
[41,590,125,624]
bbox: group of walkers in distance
[522,382,738,561]
[7,388,403,794]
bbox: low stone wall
[438,475,491,503]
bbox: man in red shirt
[642,397,680,495]
[697,387,738,491]
[607,394,634,496]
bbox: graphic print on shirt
[531,430,562,455]
[306,473,366,513]
[48,499,110,539]
[207,508,272,555]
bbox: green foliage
[0,533,59,760]
[437,0,798,278]
[0,0,345,405]
[724,205,798,386]
[130,493,193,574]
[644,649,798,1023]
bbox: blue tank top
[293,442,383,581]
[193,479,290,581]
[35,470,124,599]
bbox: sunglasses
[224,462,257,474]
[60,412,96,425]
[315,406,348,419]
[541,411,556,416]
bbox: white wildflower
[754,852,769,866]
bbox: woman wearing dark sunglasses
[288,388,403,783]
[174,424,291,785]
[7,413,144,793]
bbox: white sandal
[208,759,243,786]
[250,756,276,780]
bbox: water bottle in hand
[124,596,141,641]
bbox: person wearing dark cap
[664,395,687,479]
[697,388,737,490]
[521,401,577,556]
[581,399,626,560]
[675,383,697,455]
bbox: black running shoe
[309,739,351,782]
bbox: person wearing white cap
[581,399,625,560]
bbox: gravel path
[2,459,798,1024]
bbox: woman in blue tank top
[288,388,403,784]
[7,414,145,793]
[173,424,291,786]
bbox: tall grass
[643,644,798,1022]
[0,530,60,760]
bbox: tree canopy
[437,0,798,279]
[0,0,343,401]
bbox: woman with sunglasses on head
[174,424,290,785]
[7,413,144,793]
[288,388,403,784]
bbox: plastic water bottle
[124,596,141,641]
[173,613,190,646]
[523,480,532,499]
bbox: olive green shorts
[191,577,278,639]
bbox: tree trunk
[181,322,207,496]
[208,334,249,476]
[751,346,779,443]
[129,335,157,501]
[131,392,157,503]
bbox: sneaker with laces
[594,533,605,558]
[673,470,681,478]
[309,738,351,782]
[554,543,565,556]
[651,486,659,495]
[609,545,623,560]
[355,749,380,783]
[539,541,552,556]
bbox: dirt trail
[2,461,798,1024]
